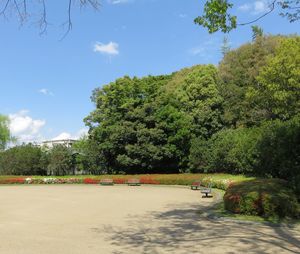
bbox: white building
[41,139,77,149]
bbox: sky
[0,0,299,144]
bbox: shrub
[224,179,300,218]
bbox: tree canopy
[82,34,300,184]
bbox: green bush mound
[224,179,300,219]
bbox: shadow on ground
[97,200,300,254]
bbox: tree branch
[238,0,278,26]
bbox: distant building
[41,139,77,149]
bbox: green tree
[47,145,74,176]
[218,35,284,127]
[247,37,300,120]
[85,65,224,173]
[0,115,11,150]
[0,144,46,175]
[251,25,264,41]
[221,36,231,56]
[72,136,103,174]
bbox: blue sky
[0,0,299,143]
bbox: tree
[47,145,74,175]
[251,26,264,41]
[218,35,284,127]
[195,0,300,33]
[0,144,46,175]
[247,36,300,120]
[221,36,230,56]
[85,65,223,174]
[72,136,103,174]
[0,114,11,150]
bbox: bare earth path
[0,185,299,254]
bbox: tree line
[83,34,299,175]
[0,34,299,190]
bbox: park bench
[100,179,114,186]
[201,183,213,198]
[191,181,201,190]
[127,178,141,186]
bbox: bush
[224,179,300,219]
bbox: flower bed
[0,174,252,190]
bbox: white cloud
[38,88,54,96]
[93,42,119,55]
[107,0,132,4]
[238,4,251,12]
[254,1,269,14]
[179,13,187,18]
[189,38,220,58]
[238,1,271,15]
[9,110,46,143]
[190,46,205,56]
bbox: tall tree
[218,35,284,127]
[251,26,264,41]
[85,65,224,173]
[221,36,231,56]
[47,145,74,175]
[0,115,11,150]
[247,36,300,120]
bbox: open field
[0,185,299,254]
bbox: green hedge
[224,179,300,219]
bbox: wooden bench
[127,179,141,186]
[201,183,213,198]
[100,179,114,186]
[191,181,201,190]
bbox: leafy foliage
[189,128,261,174]
[224,179,300,218]
[189,115,300,195]
[46,145,75,176]
[194,0,236,33]
[247,36,300,120]
[0,144,46,175]
[72,136,103,174]
[218,35,283,127]
[0,115,11,150]
[85,65,223,174]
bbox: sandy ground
[0,185,299,254]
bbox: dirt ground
[0,185,299,254]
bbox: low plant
[224,179,300,219]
